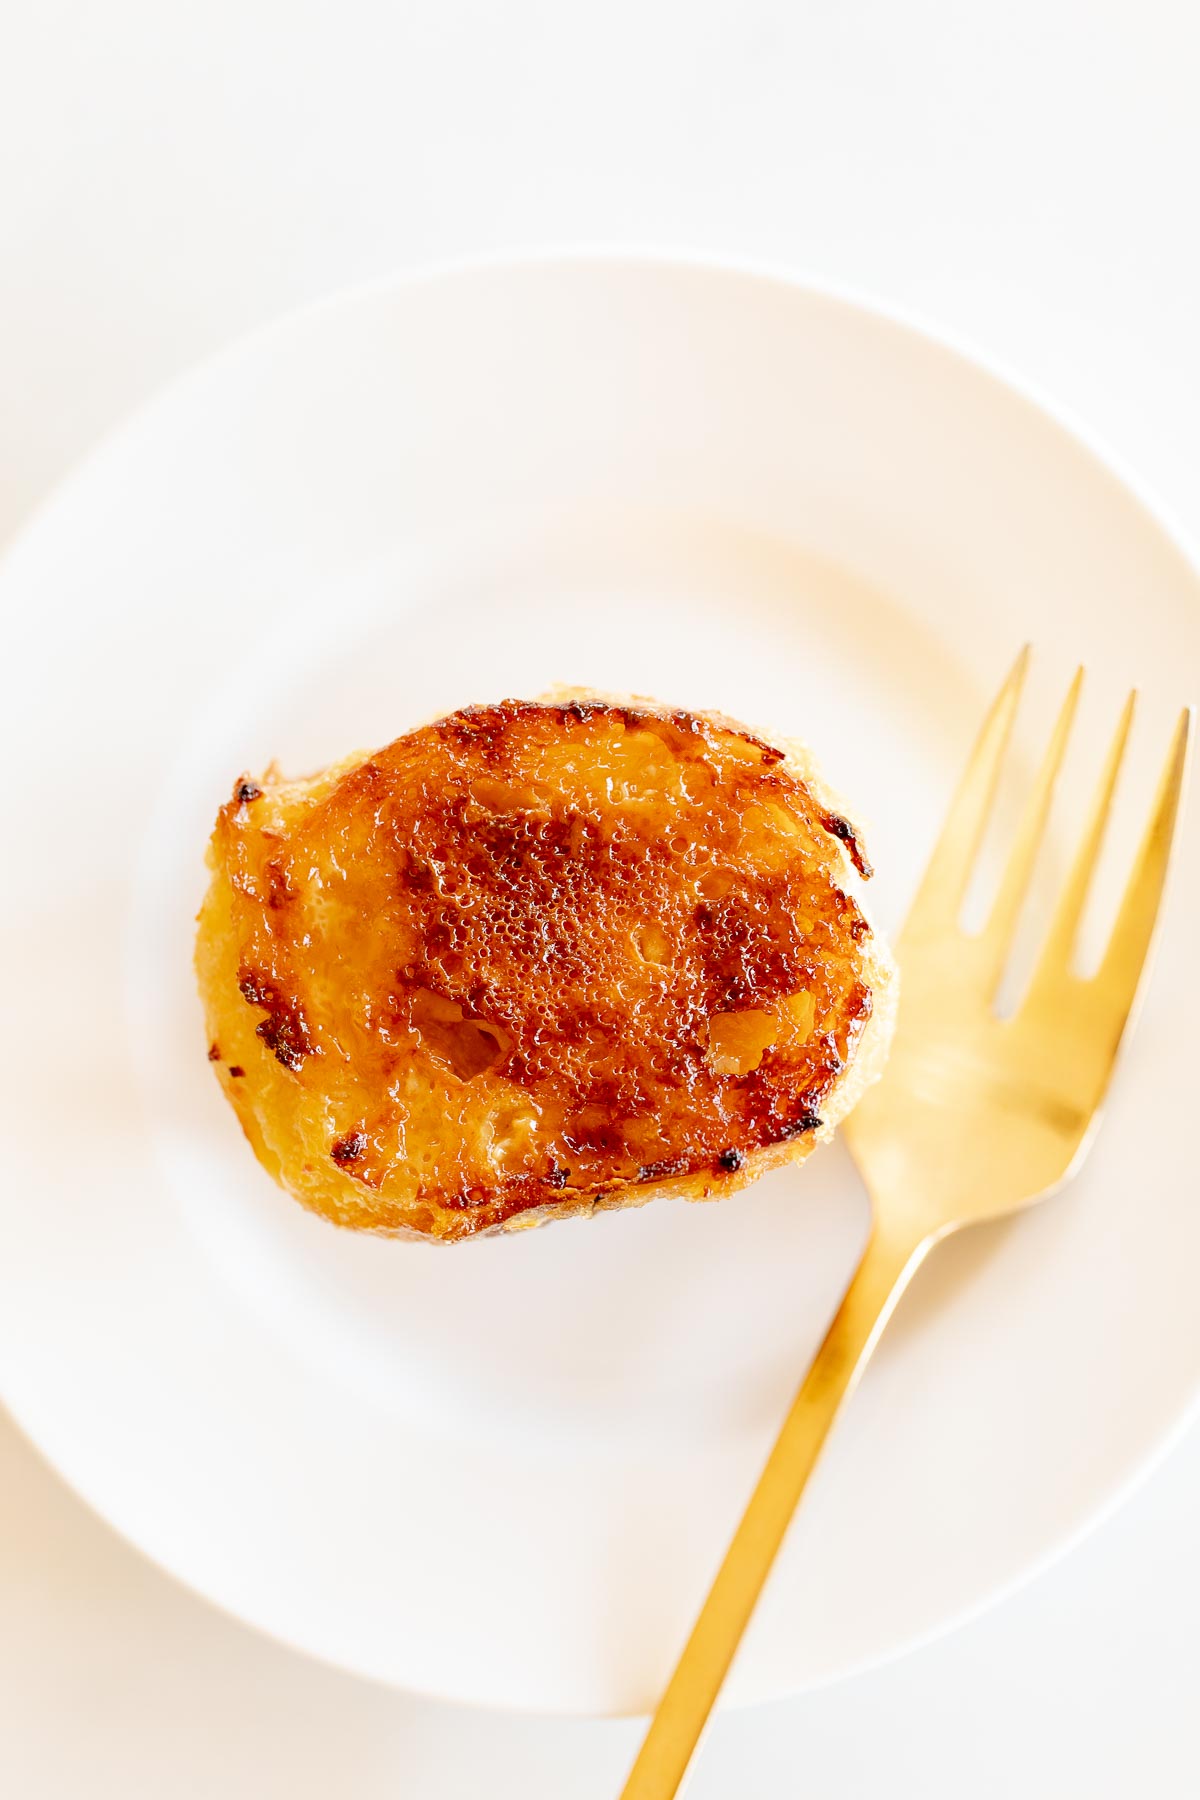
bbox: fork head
[843,652,1192,1242]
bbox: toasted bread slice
[195,690,895,1241]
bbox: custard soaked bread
[196,692,896,1241]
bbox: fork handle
[617,1223,932,1800]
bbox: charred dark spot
[331,1131,367,1166]
[779,1111,822,1139]
[238,967,315,1072]
[228,1065,245,1078]
[820,812,873,880]
[257,1017,311,1071]
[716,1147,744,1172]
[637,1155,692,1182]
[236,780,263,804]
[546,1164,570,1189]
[207,1041,221,1062]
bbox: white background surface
[1,3,1198,1795]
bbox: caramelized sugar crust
[197,698,881,1240]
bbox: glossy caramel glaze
[196,696,890,1241]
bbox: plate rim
[5,243,1200,596]
[2,247,1199,1716]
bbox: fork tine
[904,646,1029,938]
[1091,707,1192,1017]
[1029,690,1137,984]
[976,666,1083,995]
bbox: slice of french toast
[196,689,895,1241]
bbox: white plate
[1,255,1197,1717]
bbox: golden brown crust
[196,692,896,1241]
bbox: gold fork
[619,652,1192,1800]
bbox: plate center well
[137,506,972,1453]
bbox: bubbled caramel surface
[198,698,876,1240]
